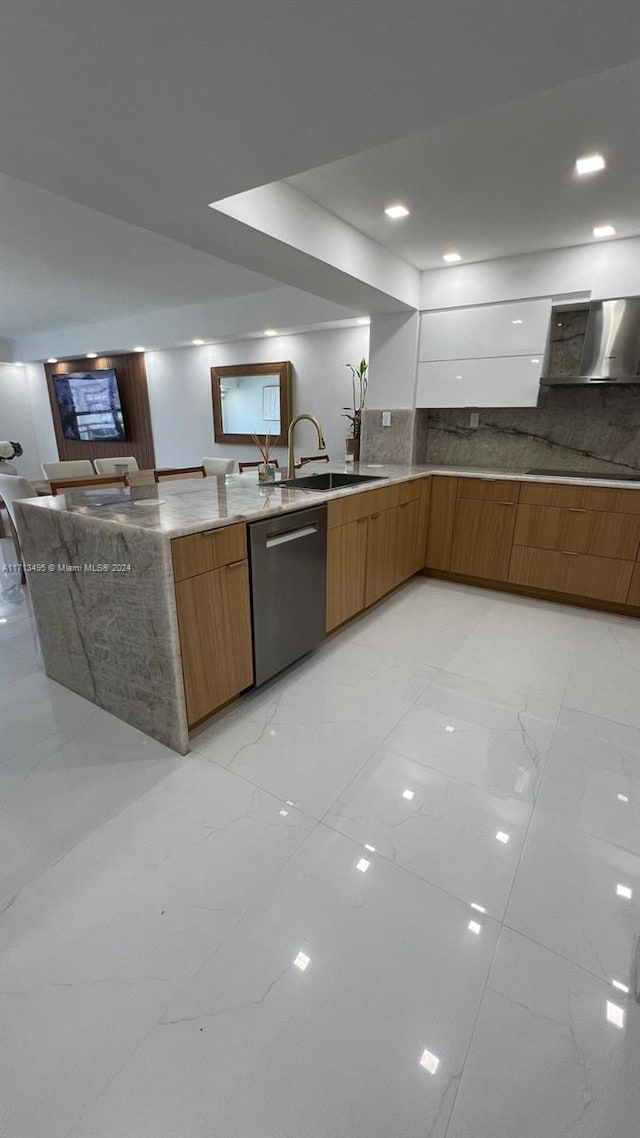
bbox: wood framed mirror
[211,361,293,445]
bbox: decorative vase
[345,437,360,463]
[258,462,277,483]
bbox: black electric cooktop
[527,469,640,481]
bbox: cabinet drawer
[171,522,247,581]
[514,503,640,560]
[327,483,401,528]
[508,546,634,604]
[398,478,423,504]
[457,477,520,503]
[520,481,640,515]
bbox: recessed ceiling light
[617,793,629,803]
[356,317,371,326]
[264,329,278,336]
[616,883,632,899]
[192,338,205,346]
[606,1000,625,1028]
[0,617,7,624]
[468,920,482,935]
[576,153,605,175]
[293,950,310,971]
[402,789,415,800]
[445,724,455,733]
[593,224,616,238]
[495,831,510,844]
[134,346,145,352]
[531,358,541,364]
[443,251,462,263]
[86,352,98,358]
[47,357,58,364]
[455,375,463,380]
[384,204,410,219]
[612,980,629,994]
[512,319,524,325]
[14,361,24,366]
[419,1049,440,1074]
[356,857,370,873]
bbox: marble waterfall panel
[420,387,640,474]
[14,503,189,753]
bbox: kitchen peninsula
[14,464,640,754]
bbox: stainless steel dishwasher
[248,504,327,685]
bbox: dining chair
[0,472,37,584]
[41,460,95,479]
[300,454,330,465]
[238,459,280,473]
[94,456,140,475]
[50,474,128,495]
[202,457,235,476]
[154,466,206,482]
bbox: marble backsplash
[418,386,640,475]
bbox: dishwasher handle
[265,523,318,549]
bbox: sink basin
[278,472,387,491]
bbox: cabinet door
[425,477,457,570]
[449,498,517,581]
[394,499,421,585]
[176,560,254,726]
[514,504,640,560]
[365,508,399,607]
[416,356,542,409]
[326,519,368,631]
[419,299,550,361]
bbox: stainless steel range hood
[540,297,640,386]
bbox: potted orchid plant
[342,358,368,462]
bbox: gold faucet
[287,414,326,478]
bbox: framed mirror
[211,361,293,445]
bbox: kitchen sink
[278,472,387,491]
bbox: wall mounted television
[53,369,126,442]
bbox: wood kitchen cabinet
[449,497,518,581]
[175,558,254,726]
[627,563,640,607]
[326,517,368,631]
[425,476,457,569]
[509,546,634,605]
[364,506,399,607]
[394,498,421,584]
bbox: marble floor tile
[505,810,640,984]
[444,624,575,701]
[1,760,315,1136]
[324,747,531,917]
[563,619,640,729]
[385,671,559,802]
[71,827,501,1138]
[445,927,640,1138]
[536,707,640,852]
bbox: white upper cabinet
[419,298,551,361]
[416,298,551,407]
[416,356,544,408]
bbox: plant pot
[345,437,360,462]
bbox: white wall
[367,312,419,410]
[145,325,370,468]
[420,236,640,311]
[0,364,49,479]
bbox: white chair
[94,456,140,475]
[41,460,94,480]
[202,457,235,476]
[0,473,36,584]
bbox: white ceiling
[1,1,640,345]
[288,60,640,270]
[0,174,277,337]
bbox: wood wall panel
[44,353,155,470]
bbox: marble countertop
[17,462,640,539]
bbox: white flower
[0,441,15,459]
